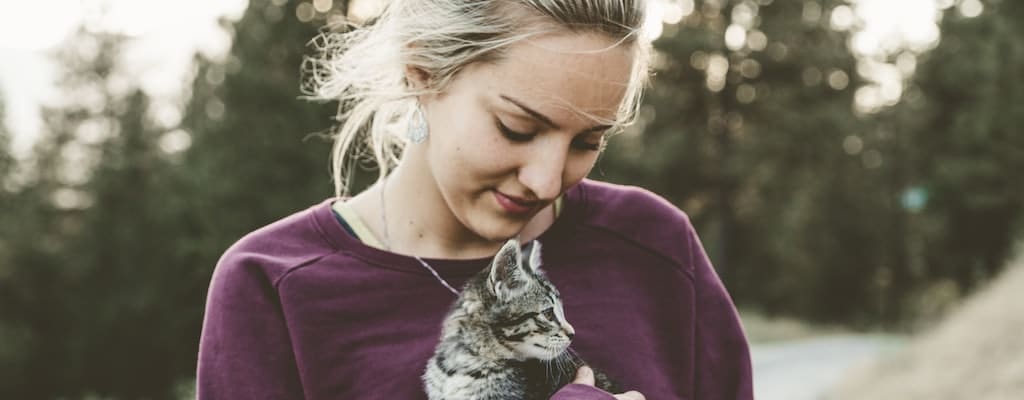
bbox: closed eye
[496,118,536,142]
[497,116,604,152]
[572,135,603,151]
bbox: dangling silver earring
[407,104,428,143]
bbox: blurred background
[1,0,1021,398]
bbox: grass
[739,310,852,344]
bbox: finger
[613,391,646,400]
[571,366,595,386]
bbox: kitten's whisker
[552,348,562,382]
[553,352,571,379]
[546,358,555,384]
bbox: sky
[0,0,247,155]
[0,0,959,156]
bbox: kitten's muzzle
[562,322,576,339]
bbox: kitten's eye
[496,118,536,142]
[542,307,557,321]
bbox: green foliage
[0,1,346,398]
[900,0,1024,293]
[179,0,341,250]
[595,0,1024,327]
[0,100,12,180]
[597,0,896,324]
[0,31,191,398]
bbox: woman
[197,0,753,399]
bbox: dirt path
[827,259,1024,399]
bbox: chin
[469,218,529,241]
[518,343,566,361]
[516,339,573,362]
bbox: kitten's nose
[562,322,575,339]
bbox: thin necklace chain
[380,176,461,296]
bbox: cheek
[434,138,514,197]
[462,135,516,175]
[431,106,513,181]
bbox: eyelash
[496,119,535,142]
[495,118,602,151]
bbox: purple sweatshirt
[197,179,753,399]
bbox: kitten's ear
[524,240,543,273]
[488,239,531,300]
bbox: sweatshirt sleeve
[197,250,304,400]
[686,220,755,399]
[550,384,617,400]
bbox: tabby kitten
[422,239,618,400]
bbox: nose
[518,144,567,200]
[562,321,576,339]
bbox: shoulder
[569,179,697,270]
[212,200,342,287]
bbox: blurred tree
[1,1,352,398]
[896,0,1024,300]
[0,98,33,394]
[178,0,347,272]
[60,88,192,397]
[0,30,120,397]
[169,0,349,392]
[597,0,897,324]
[0,100,12,179]
[0,30,185,398]
[0,1,351,396]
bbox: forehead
[473,33,634,125]
[498,292,555,312]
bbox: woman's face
[417,32,634,241]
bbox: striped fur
[423,240,618,399]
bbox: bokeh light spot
[737,84,757,104]
[828,69,850,90]
[843,135,864,155]
[159,129,193,154]
[958,0,984,18]
[725,24,747,51]
[313,0,333,13]
[296,2,316,22]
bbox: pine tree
[0,100,12,180]
[900,0,1024,296]
[597,0,896,323]
[178,0,346,281]
[1,29,187,398]
[0,31,121,397]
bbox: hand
[572,366,646,400]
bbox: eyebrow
[499,94,612,134]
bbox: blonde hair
[302,0,650,196]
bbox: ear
[404,65,430,90]
[488,239,531,300]
[524,240,543,273]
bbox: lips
[493,191,539,215]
